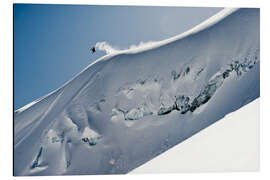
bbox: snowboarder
[91,46,96,53]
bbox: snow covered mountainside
[131,99,259,173]
[14,8,260,176]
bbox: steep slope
[131,99,259,173]
[14,8,260,176]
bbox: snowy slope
[14,8,260,176]
[131,98,259,173]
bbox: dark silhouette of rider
[91,46,96,53]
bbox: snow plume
[128,41,157,49]
[95,42,120,54]
[95,41,158,54]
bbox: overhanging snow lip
[15,7,239,113]
[81,8,240,67]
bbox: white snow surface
[131,98,259,173]
[14,8,260,176]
